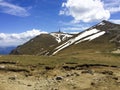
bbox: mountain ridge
[10,20,120,55]
[10,31,74,55]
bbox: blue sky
[0,0,120,46]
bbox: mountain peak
[101,20,110,23]
[88,20,120,31]
[10,20,120,55]
[100,20,118,26]
[97,20,114,26]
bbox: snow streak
[52,29,106,55]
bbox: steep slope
[47,20,120,55]
[10,32,73,55]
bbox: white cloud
[62,26,88,34]
[59,20,90,33]
[60,0,110,23]
[110,19,120,24]
[0,29,48,46]
[0,1,30,17]
[104,0,120,13]
[107,7,120,13]
[62,27,88,31]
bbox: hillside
[10,20,120,55]
[2,20,120,90]
[48,20,120,55]
[10,32,73,55]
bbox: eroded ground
[0,61,120,90]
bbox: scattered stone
[55,76,63,80]
[112,77,118,80]
[101,70,113,75]
[71,73,74,76]
[27,84,32,87]
[8,76,16,80]
[81,70,94,75]
[74,72,80,76]
[73,86,77,89]
[0,65,5,69]
[45,66,54,70]
[66,74,71,77]
[111,65,118,68]
[91,82,95,86]
[66,72,79,77]
[62,66,76,70]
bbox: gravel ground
[0,65,120,90]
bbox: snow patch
[50,33,73,43]
[75,31,106,44]
[55,29,99,50]
[74,29,99,41]
[52,29,106,55]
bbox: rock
[81,70,94,75]
[27,84,32,87]
[8,77,16,80]
[55,76,63,80]
[112,77,118,80]
[91,82,95,86]
[101,70,113,75]
[45,66,54,70]
[66,74,71,77]
[74,72,80,76]
[62,66,76,70]
[66,72,79,77]
[0,65,5,69]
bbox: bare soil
[0,62,120,90]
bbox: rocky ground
[0,61,120,90]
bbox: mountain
[10,20,120,55]
[0,46,16,55]
[10,31,73,55]
[48,20,120,55]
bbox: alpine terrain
[10,20,120,55]
[10,31,73,55]
[1,20,120,90]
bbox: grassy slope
[0,52,120,68]
[10,34,58,55]
[1,34,120,68]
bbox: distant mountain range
[0,46,16,55]
[10,20,120,55]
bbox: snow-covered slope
[50,20,120,55]
[10,20,120,55]
[52,29,106,55]
[50,32,73,43]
